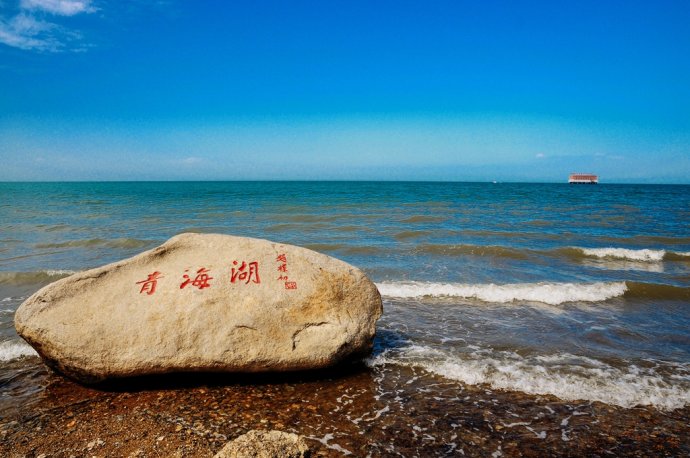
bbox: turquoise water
[1,182,689,410]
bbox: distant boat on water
[569,173,598,184]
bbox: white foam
[45,269,77,276]
[375,281,627,305]
[578,247,665,262]
[0,340,38,361]
[306,434,352,456]
[367,346,690,411]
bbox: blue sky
[1,1,689,182]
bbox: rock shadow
[90,359,371,393]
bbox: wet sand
[1,360,688,457]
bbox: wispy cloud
[0,13,62,51]
[20,0,96,16]
[0,0,94,52]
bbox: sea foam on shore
[376,281,627,305]
[368,345,690,410]
[0,340,38,362]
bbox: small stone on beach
[214,430,311,458]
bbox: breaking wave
[0,340,38,362]
[575,247,665,262]
[367,345,690,410]
[375,281,628,305]
[402,243,690,264]
[558,247,690,262]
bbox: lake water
[1,182,689,452]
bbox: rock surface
[15,233,382,383]
[214,430,310,458]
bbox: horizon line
[1,180,689,185]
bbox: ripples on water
[0,182,689,413]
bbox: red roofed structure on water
[568,173,598,184]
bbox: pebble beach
[2,363,688,456]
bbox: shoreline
[2,360,688,457]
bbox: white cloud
[0,0,94,51]
[535,153,545,158]
[0,13,62,51]
[20,0,96,16]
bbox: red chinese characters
[276,253,297,290]
[136,259,266,295]
[136,271,164,295]
[180,267,213,290]
[230,260,260,284]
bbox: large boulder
[15,233,382,383]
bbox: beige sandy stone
[213,430,310,458]
[15,233,382,383]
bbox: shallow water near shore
[2,361,689,457]
[1,181,689,455]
